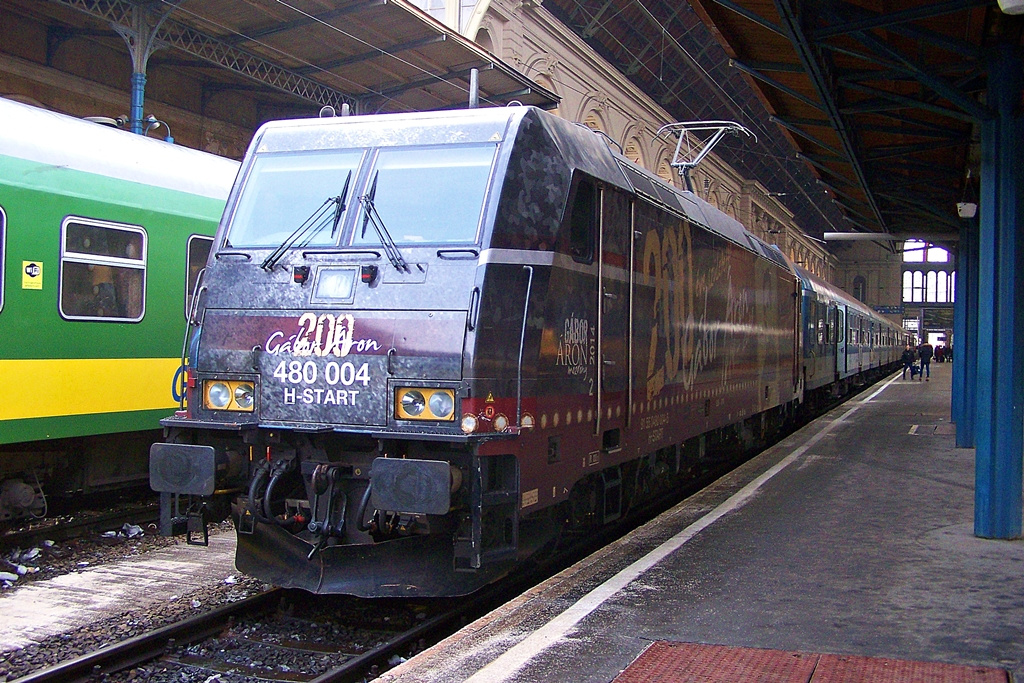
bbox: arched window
[913,271,924,302]
[903,239,925,263]
[937,271,948,303]
[657,159,675,186]
[903,271,913,302]
[950,272,956,302]
[927,245,949,262]
[474,27,494,53]
[853,275,866,302]
[532,73,559,118]
[926,271,937,302]
[624,139,643,166]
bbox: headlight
[401,390,426,416]
[234,383,255,409]
[428,391,454,418]
[395,388,456,421]
[207,382,231,409]
[204,379,256,412]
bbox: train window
[352,144,496,246]
[227,149,364,248]
[185,235,214,318]
[0,206,5,314]
[567,177,597,263]
[816,303,825,345]
[59,218,146,322]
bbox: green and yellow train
[0,97,238,520]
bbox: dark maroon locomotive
[150,106,898,596]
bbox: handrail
[516,266,533,431]
[177,270,207,410]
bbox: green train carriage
[0,97,238,520]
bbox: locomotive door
[595,188,631,443]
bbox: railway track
[1,497,160,552]
[8,582,503,683]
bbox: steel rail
[11,589,282,683]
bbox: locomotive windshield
[351,144,496,245]
[225,149,364,248]
[224,143,496,250]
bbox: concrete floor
[382,364,1024,683]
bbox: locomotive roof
[615,151,795,272]
[244,106,798,276]
[246,104,635,194]
[248,106,523,154]
[0,97,238,200]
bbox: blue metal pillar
[953,214,978,448]
[130,72,146,135]
[974,45,1024,539]
[112,6,171,136]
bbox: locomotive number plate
[259,355,387,426]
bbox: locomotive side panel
[631,200,796,449]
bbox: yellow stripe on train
[0,358,182,420]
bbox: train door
[792,278,801,391]
[596,187,630,447]
[858,316,865,371]
[836,305,847,376]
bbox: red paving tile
[813,654,1008,683]
[613,642,1009,683]
[612,642,818,682]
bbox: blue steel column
[130,72,146,135]
[974,45,1024,539]
[113,6,171,136]
[953,214,977,448]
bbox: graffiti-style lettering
[265,313,380,357]
[643,221,755,399]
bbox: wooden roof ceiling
[543,0,1024,244]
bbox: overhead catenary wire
[553,0,847,234]
[157,0,507,112]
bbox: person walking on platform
[901,344,917,380]
[918,341,934,381]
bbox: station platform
[380,363,1024,683]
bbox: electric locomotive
[151,105,895,597]
[0,97,238,520]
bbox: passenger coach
[0,97,237,520]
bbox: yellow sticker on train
[22,261,42,289]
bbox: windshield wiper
[359,171,410,273]
[261,170,352,271]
